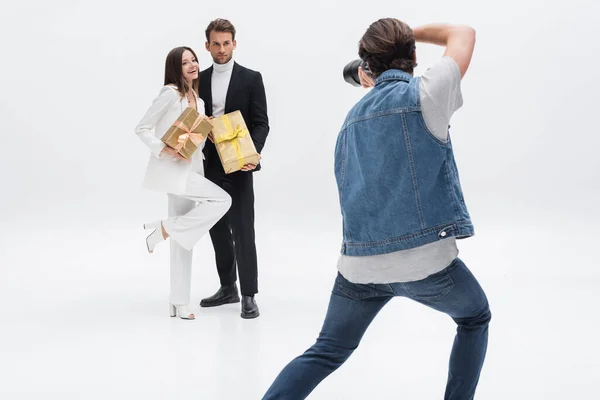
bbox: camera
[342,59,365,87]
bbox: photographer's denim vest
[335,69,474,256]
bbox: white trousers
[163,173,231,306]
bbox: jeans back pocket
[334,273,388,301]
[400,267,455,302]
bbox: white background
[0,0,598,399]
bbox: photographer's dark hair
[205,18,236,41]
[358,18,417,77]
[164,46,199,98]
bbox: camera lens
[343,59,363,87]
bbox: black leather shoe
[241,295,260,319]
[200,283,240,307]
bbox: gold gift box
[211,111,260,173]
[161,107,212,160]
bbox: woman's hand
[160,145,189,162]
[206,116,215,143]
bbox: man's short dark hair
[205,18,236,42]
[358,18,417,77]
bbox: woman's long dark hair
[164,46,200,98]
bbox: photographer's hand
[358,66,374,88]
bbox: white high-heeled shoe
[144,221,165,254]
[170,304,195,320]
[143,221,161,230]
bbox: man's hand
[241,154,262,171]
[160,146,189,162]
[358,66,375,88]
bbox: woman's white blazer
[135,85,207,195]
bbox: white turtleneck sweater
[211,58,235,117]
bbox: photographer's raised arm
[412,24,476,79]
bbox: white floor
[0,218,597,399]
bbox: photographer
[262,19,490,400]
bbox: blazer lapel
[224,62,242,113]
[200,66,213,115]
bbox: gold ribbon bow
[214,114,249,169]
[172,115,207,154]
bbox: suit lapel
[200,66,213,115]
[225,62,242,113]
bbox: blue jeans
[263,258,491,400]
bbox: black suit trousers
[205,166,258,296]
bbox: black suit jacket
[199,62,269,173]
